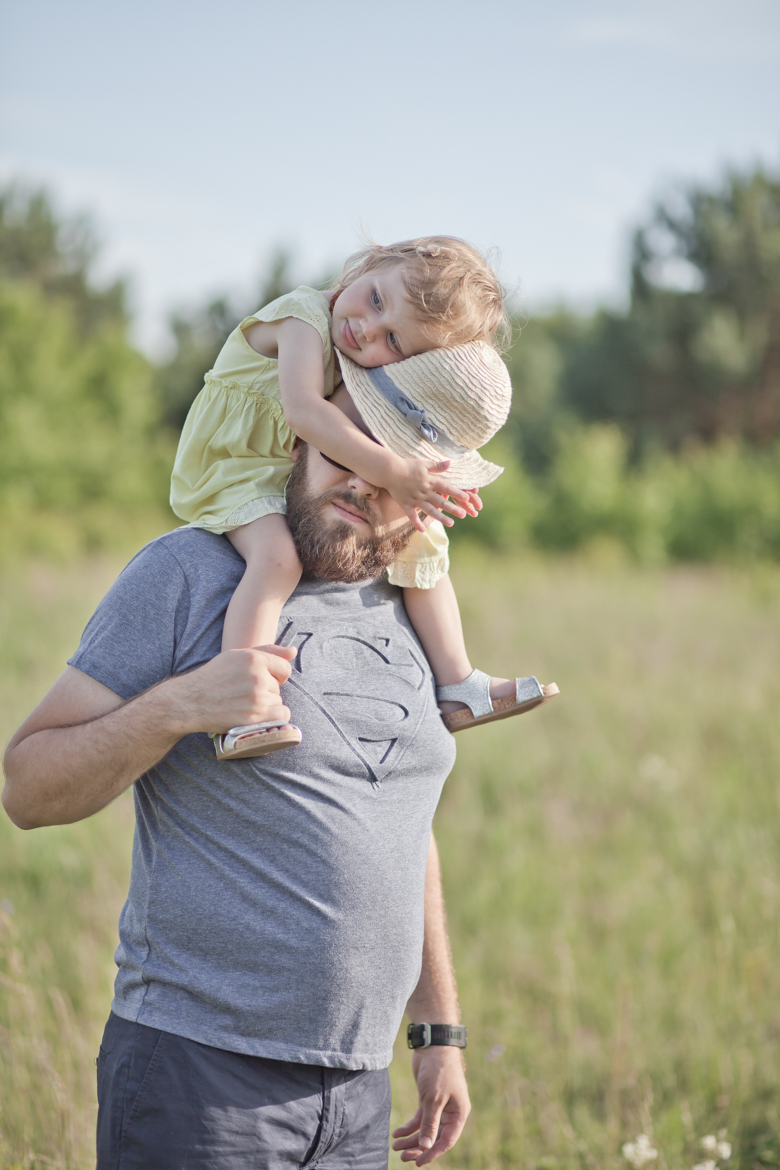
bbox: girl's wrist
[361,447,404,490]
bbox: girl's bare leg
[403,574,515,714]
[223,514,302,652]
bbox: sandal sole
[214,726,302,761]
[442,683,559,733]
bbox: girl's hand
[387,459,473,533]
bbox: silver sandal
[213,721,302,761]
[436,669,559,733]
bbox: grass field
[1,548,779,1169]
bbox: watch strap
[407,1023,468,1049]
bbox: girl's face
[331,265,435,368]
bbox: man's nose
[347,472,379,498]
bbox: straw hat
[336,341,512,490]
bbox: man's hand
[392,1046,471,1164]
[167,644,295,735]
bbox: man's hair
[286,445,414,582]
[335,236,511,354]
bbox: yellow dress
[170,286,449,589]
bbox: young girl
[171,237,557,759]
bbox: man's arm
[2,648,295,830]
[393,834,471,1166]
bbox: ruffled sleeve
[244,286,336,397]
[386,522,450,589]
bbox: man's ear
[290,438,301,462]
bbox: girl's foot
[436,669,559,733]
[213,722,302,761]
[437,676,516,717]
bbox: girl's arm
[276,318,472,531]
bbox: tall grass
[2,551,780,1168]
[390,553,780,1169]
[0,558,134,1169]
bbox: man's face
[285,387,418,582]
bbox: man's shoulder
[110,528,244,625]
[68,529,243,698]
[131,528,242,581]
[128,530,405,630]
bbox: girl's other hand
[387,459,472,533]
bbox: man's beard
[285,445,415,583]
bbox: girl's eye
[388,333,399,352]
[371,290,381,308]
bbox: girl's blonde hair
[337,236,511,354]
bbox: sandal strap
[436,673,545,721]
[221,721,290,752]
[515,677,544,704]
[226,722,289,734]
[436,668,493,719]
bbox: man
[2,385,471,1169]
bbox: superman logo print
[277,616,432,786]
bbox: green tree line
[0,186,173,557]
[2,167,779,560]
[481,165,780,560]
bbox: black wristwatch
[407,1023,468,1049]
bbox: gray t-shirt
[69,529,456,1070]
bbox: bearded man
[2,385,471,1169]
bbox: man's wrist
[412,1042,466,1071]
[145,673,201,739]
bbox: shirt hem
[110,998,394,1071]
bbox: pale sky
[2,0,778,355]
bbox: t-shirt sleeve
[68,539,191,700]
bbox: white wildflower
[622,1134,658,1167]
[697,1132,731,1163]
[485,1044,506,1062]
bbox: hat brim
[336,352,504,490]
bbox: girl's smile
[341,319,358,350]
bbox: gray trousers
[96,1013,391,1169]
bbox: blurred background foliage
[2,163,779,563]
[0,188,173,558]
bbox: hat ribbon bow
[367,367,469,459]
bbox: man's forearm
[3,676,191,829]
[3,647,294,831]
[406,834,460,1024]
[393,834,470,1165]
